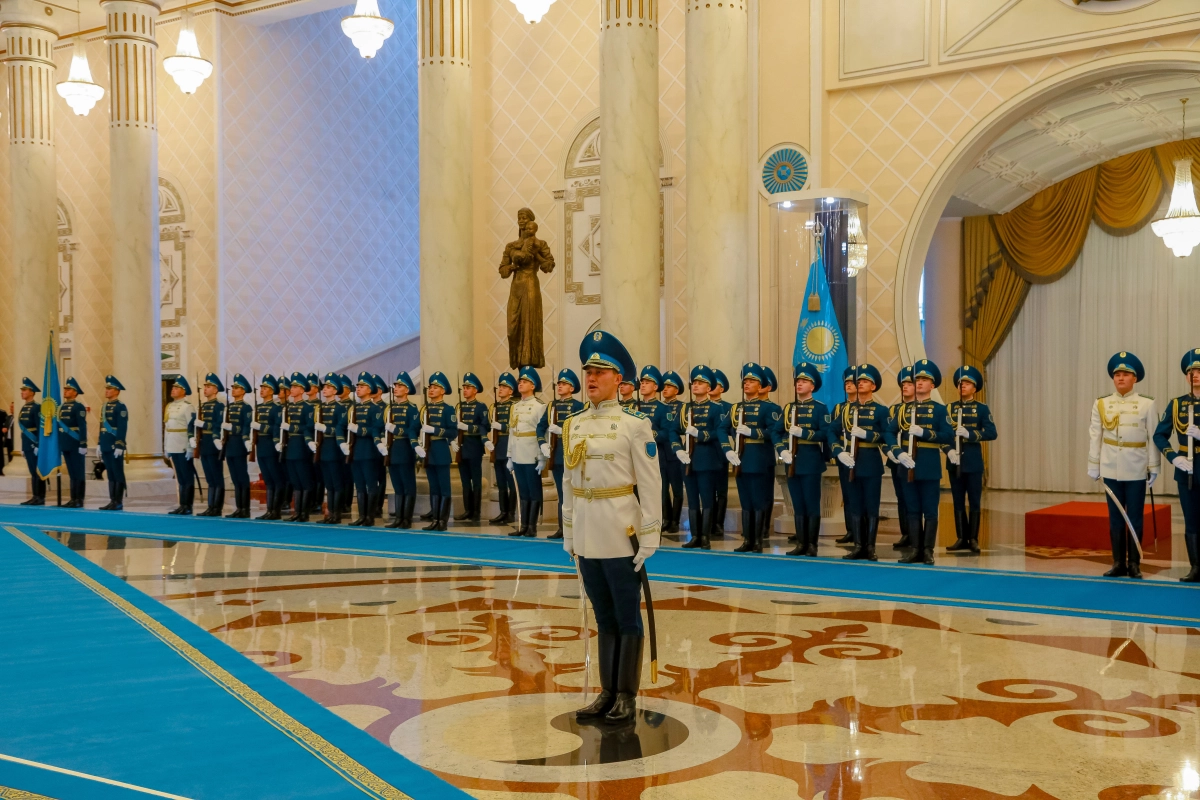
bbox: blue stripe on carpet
[1,504,1197,627]
[0,522,473,800]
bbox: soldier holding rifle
[1154,349,1200,583]
[944,365,997,554]
[384,372,424,529]
[489,373,518,525]
[780,362,830,557]
[832,365,889,561]
[538,368,585,540]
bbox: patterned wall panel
[218,5,419,377]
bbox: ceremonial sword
[627,529,659,684]
[1101,482,1145,562]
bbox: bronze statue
[499,208,555,369]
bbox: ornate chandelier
[510,0,557,23]
[341,0,394,59]
[1152,100,1200,258]
[56,40,104,117]
[846,205,868,276]
[163,10,213,94]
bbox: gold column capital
[418,0,471,68]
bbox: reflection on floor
[56,532,1200,800]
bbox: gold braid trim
[1097,399,1120,432]
[563,415,587,470]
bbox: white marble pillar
[418,0,472,373]
[104,0,162,463]
[1,2,59,401]
[686,0,747,378]
[599,0,660,368]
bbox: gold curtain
[961,137,1200,379]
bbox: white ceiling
[949,70,1200,215]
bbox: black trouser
[949,469,983,540]
[1103,477,1144,567]
[660,458,684,526]
[352,458,381,517]
[320,460,343,513]
[170,453,196,504]
[101,448,126,504]
[23,444,44,500]
[1178,475,1200,568]
[578,556,644,636]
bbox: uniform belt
[793,440,821,446]
[855,442,881,449]
[743,438,765,444]
[1103,438,1146,448]
[916,442,942,450]
[572,485,635,502]
[166,427,189,433]
[513,431,537,437]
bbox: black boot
[350,489,371,526]
[98,479,116,511]
[862,516,879,561]
[734,510,757,553]
[317,491,339,524]
[549,499,564,540]
[899,515,926,563]
[524,501,541,537]
[420,495,436,521]
[604,635,644,724]
[489,488,508,524]
[835,528,855,545]
[114,481,125,511]
[510,500,530,536]
[286,490,306,522]
[75,480,86,508]
[196,487,215,517]
[681,509,704,548]
[786,515,807,557]
[575,633,619,720]
[435,497,451,531]
[756,509,770,553]
[227,487,248,518]
[712,490,726,539]
[257,490,275,520]
[213,487,226,517]
[966,508,981,553]
[386,493,406,528]
[893,511,912,549]
[805,515,821,556]
[402,494,416,528]
[181,484,195,515]
[1182,535,1200,582]
[946,508,969,551]
[455,487,474,521]
[697,510,712,550]
[842,515,865,559]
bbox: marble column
[418,0,472,374]
[104,0,163,465]
[1,2,59,403]
[599,0,660,369]
[686,0,747,378]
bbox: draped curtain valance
[961,137,1200,384]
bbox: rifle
[345,396,356,465]
[732,402,745,478]
[489,372,498,464]
[192,373,202,460]
[454,372,463,466]
[219,373,231,462]
[954,395,963,479]
[280,390,290,454]
[906,402,916,483]
[786,398,797,478]
[420,383,432,468]
[849,406,859,482]
[683,374,695,476]
[384,383,394,468]
[313,395,324,464]
[1190,403,1195,491]
[544,401,559,477]
[249,373,258,462]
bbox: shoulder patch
[824,414,831,423]
[621,406,648,420]
[646,441,657,459]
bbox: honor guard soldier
[887,360,953,564]
[313,373,350,524]
[489,373,518,525]
[1154,349,1200,582]
[658,370,686,533]
[17,378,45,505]
[275,368,293,512]
[673,365,732,550]
[888,367,916,550]
[454,373,490,522]
[192,374,227,517]
[563,330,662,725]
[59,377,88,508]
[727,363,784,553]
[508,366,547,537]
[346,372,384,527]
[710,369,733,541]
[97,376,128,511]
[165,376,198,515]
[832,365,888,560]
[539,368,586,540]
[831,366,860,546]
[780,362,830,557]
[619,375,638,409]
[1089,352,1159,579]
[253,375,284,520]
[305,373,324,516]
[419,371,457,531]
[370,375,391,518]
[945,365,997,553]
[384,371,424,529]
[282,372,317,522]
[221,374,255,518]
[338,375,356,514]
[638,367,675,535]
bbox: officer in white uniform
[164,376,198,515]
[507,365,548,537]
[563,330,662,725]
[1088,351,1159,579]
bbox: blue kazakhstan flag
[37,333,63,480]
[793,244,849,410]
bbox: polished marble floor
[53,531,1200,800]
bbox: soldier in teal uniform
[637,366,675,534]
[887,359,953,565]
[346,372,384,527]
[831,367,859,546]
[384,371,424,529]
[421,371,457,531]
[619,375,639,410]
[17,378,45,505]
[780,362,830,557]
[221,374,254,518]
[98,375,128,511]
[372,375,393,517]
[539,368,586,540]
[253,375,284,520]
[454,373,490,523]
[337,374,355,514]
[709,369,733,541]
[489,373,518,525]
[887,367,916,550]
[1154,349,1200,582]
[312,373,349,524]
[944,365,997,554]
[282,372,317,521]
[658,370,686,533]
[302,373,322,516]
[726,363,784,553]
[831,365,889,560]
[192,374,227,517]
[673,365,732,550]
[58,377,88,508]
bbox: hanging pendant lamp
[1152,99,1200,258]
[163,9,213,94]
[341,0,394,59]
[56,39,105,116]
[510,0,557,23]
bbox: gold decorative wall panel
[419,0,470,66]
[3,25,56,146]
[105,7,157,130]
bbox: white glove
[780,450,793,465]
[956,426,969,439]
[632,544,656,572]
[676,450,692,465]
[736,424,752,436]
[898,453,916,470]
[95,445,102,458]
[457,422,468,431]
[194,420,205,429]
[221,421,233,432]
[910,424,925,439]
[79,447,87,455]
[114,449,123,458]
[536,458,547,473]
[385,422,396,433]
[887,451,898,464]
[307,441,317,453]
[789,425,804,437]
[251,421,261,431]
[275,443,282,452]
[214,439,223,451]
[725,451,741,467]
[414,445,426,458]
[1088,466,1100,481]
[1189,424,1200,440]
[188,437,197,449]
[348,422,359,433]
[851,426,867,440]
[549,424,563,435]
[340,442,350,456]
[491,422,502,431]
[483,439,494,453]
[450,441,460,454]
[947,450,960,466]
[1148,471,1159,488]
[1174,455,1194,473]
[280,422,290,431]
[422,424,435,434]
[540,442,551,458]
[32,447,37,455]
[185,451,193,460]
[377,442,388,456]
[686,425,699,438]
[563,537,574,557]
[507,457,515,472]
[314,422,326,433]
[837,452,855,469]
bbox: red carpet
[1025,501,1170,551]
